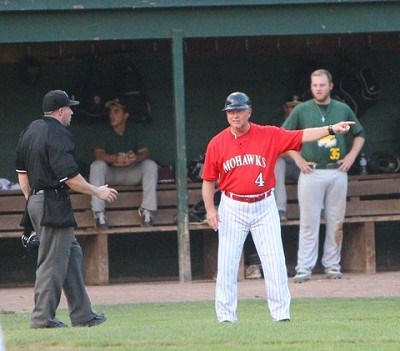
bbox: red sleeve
[202,137,220,181]
[275,128,303,154]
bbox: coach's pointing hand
[332,121,355,134]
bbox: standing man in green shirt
[283,69,365,283]
[89,97,158,228]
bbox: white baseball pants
[215,192,291,322]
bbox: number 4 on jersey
[255,172,266,187]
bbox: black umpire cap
[42,90,79,112]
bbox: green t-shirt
[93,123,146,154]
[282,99,365,165]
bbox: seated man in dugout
[89,96,158,228]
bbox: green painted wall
[1,2,400,43]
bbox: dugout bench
[1,173,399,285]
[0,183,217,285]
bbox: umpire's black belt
[311,162,342,170]
[31,188,64,195]
[224,189,272,203]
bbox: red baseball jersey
[202,123,303,195]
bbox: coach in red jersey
[202,91,355,323]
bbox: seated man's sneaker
[278,210,288,221]
[325,268,342,279]
[138,208,154,227]
[293,271,311,283]
[94,211,109,229]
[245,264,262,279]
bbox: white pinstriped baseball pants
[215,192,291,322]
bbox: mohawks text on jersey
[223,154,267,173]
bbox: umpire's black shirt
[15,117,79,190]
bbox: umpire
[15,90,118,328]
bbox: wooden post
[342,222,376,273]
[82,235,109,285]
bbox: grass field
[2,298,400,350]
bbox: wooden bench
[282,173,400,274]
[1,173,399,285]
[75,182,220,285]
[0,183,217,285]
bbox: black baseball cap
[42,90,79,112]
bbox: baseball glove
[21,231,40,249]
[368,151,400,174]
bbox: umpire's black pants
[28,193,96,328]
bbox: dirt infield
[1,271,399,313]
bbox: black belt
[224,190,272,203]
[312,162,341,170]
[31,187,65,195]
